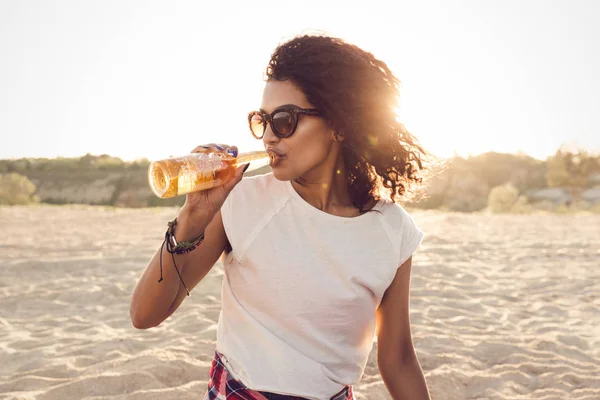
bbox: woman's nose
[262,123,279,144]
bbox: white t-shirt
[216,172,423,400]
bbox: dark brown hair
[266,34,429,212]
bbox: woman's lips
[266,148,286,166]
[269,153,285,166]
[266,147,286,157]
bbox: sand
[0,205,598,400]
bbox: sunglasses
[248,105,321,139]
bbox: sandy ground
[0,205,599,400]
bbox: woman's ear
[332,131,344,142]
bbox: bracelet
[157,218,206,296]
[165,218,206,254]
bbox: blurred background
[2,2,600,400]
[1,0,599,211]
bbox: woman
[131,34,431,400]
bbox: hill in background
[1,150,599,212]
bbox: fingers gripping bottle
[148,150,269,199]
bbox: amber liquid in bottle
[148,150,269,199]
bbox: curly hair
[265,34,428,212]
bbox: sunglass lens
[250,113,265,138]
[272,111,294,136]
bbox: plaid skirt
[204,351,354,400]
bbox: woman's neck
[291,152,360,217]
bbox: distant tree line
[0,149,599,211]
[0,153,151,175]
[545,149,600,196]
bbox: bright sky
[1,0,599,162]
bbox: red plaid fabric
[204,351,354,400]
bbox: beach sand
[1,205,598,400]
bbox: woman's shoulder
[226,172,288,210]
[221,172,289,260]
[233,172,286,197]
[238,171,279,188]
[377,199,421,231]
[377,198,412,218]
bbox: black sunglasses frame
[248,106,321,139]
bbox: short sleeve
[393,205,424,266]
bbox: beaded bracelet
[157,218,205,296]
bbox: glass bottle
[148,150,269,199]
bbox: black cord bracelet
[157,218,205,296]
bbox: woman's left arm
[376,256,431,400]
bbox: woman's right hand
[182,143,248,215]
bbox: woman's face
[260,79,336,181]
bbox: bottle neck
[235,150,269,164]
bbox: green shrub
[488,184,519,213]
[509,195,533,214]
[0,173,39,205]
